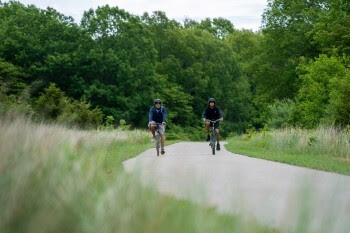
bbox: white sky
[3,0,268,31]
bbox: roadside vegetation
[0,117,277,233]
[1,1,349,138]
[1,0,350,231]
[226,126,350,175]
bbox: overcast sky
[3,0,268,31]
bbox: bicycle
[208,120,218,155]
[154,123,163,156]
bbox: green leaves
[295,55,348,127]
[327,70,350,125]
[310,0,350,55]
[0,2,254,131]
[35,83,103,128]
[3,1,349,131]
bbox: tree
[310,0,350,55]
[80,5,158,126]
[35,83,68,120]
[0,1,86,97]
[294,55,347,127]
[0,58,28,95]
[327,69,350,125]
[258,0,324,101]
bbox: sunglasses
[155,102,161,104]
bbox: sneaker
[216,143,220,151]
[161,149,165,155]
[206,135,210,142]
[151,136,156,142]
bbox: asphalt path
[123,142,350,232]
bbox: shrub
[58,98,103,129]
[35,83,68,121]
[166,123,203,141]
[295,55,347,128]
[118,119,131,131]
[326,71,350,125]
[35,83,103,128]
[267,99,295,129]
[0,94,34,117]
[104,115,115,130]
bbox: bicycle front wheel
[211,130,216,155]
[156,135,160,156]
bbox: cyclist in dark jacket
[202,98,223,150]
[148,99,167,154]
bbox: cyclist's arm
[201,108,207,122]
[148,107,153,123]
[162,107,167,124]
[218,107,223,121]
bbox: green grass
[225,126,350,175]
[0,117,277,233]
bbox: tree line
[0,0,349,134]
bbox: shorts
[149,121,166,135]
[206,120,220,129]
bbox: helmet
[208,98,216,105]
[154,98,162,105]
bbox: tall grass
[226,126,350,175]
[250,126,350,159]
[0,117,275,233]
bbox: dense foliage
[259,0,350,128]
[0,0,349,132]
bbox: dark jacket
[202,106,223,120]
[149,106,167,123]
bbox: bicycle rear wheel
[212,143,215,155]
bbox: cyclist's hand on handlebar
[162,122,166,125]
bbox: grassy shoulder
[225,127,350,176]
[0,118,277,233]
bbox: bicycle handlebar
[206,119,220,123]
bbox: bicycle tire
[156,134,160,156]
[211,129,216,155]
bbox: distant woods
[0,0,349,131]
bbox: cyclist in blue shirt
[148,99,167,154]
[202,98,223,150]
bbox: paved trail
[123,142,350,232]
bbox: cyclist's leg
[205,121,210,135]
[215,127,221,150]
[160,135,165,149]
[215,122,220,144]
[205,121,211,141]
[149,121,156,137]
[159,124,166,152]
[215,128,220,143]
